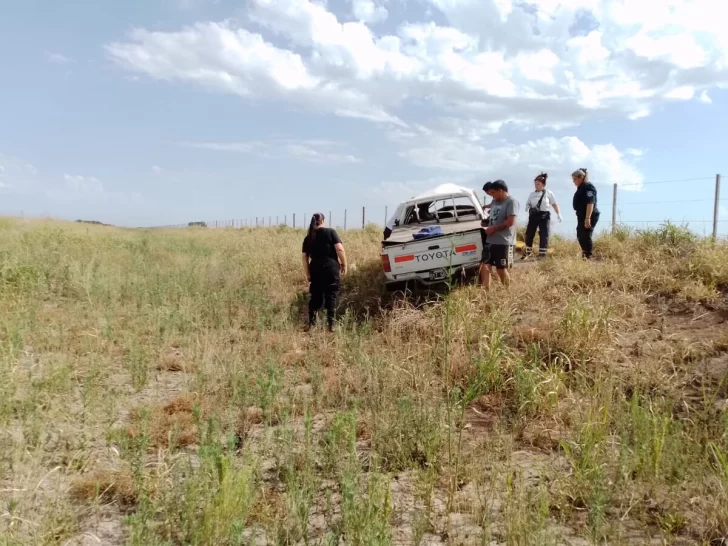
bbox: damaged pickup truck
[381,184,487,289]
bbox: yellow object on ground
[514,240,554,254]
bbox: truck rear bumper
[383,262,480,288]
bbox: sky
[1,0,727,234]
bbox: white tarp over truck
[381,184,487,287]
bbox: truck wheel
[385,281,408,293]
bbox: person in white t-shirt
[523,173,562,259]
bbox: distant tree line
[74,219,210,228]
[75,219,110,226]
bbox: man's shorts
[485,244,513,270]
[480,242,490,264]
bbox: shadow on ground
[289,259,485,326]
[288,259,393,324]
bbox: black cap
[490,179,508,192]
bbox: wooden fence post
[714,174,722,241]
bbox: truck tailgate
[385,229,481,277]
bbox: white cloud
[63,174,104,193]
[515,49,560,85]
[665,86,695,100]
[625,148,644,158]
[182,139,362,165]
[284,142,361,165]
[628,108,650,120]
[46,52,73,65]
[175,0,219,9]
[367,134,644,209]
[105,21,400,124]
[0,155,38,186]
[0,154,143,215]
[104,0,728,183]
[625,32,706,70]
[700,90,712,104]
[107,0,728,130]
[366,174,472,205]
[389,126,644,192]
[351,0,388,24]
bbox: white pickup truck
[381,184,487,288]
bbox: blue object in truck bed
[412,225,443,240]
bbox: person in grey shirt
[479,179,518,290]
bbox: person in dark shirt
[417,202,434,222]
[572,168,600,259]
[302,213,347,331]
[482,181,494,211]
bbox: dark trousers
[576,213,599,258]
[524,212,550,257]
[309,270,340,327]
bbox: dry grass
[1,218,728,545]
[69,470,138,507]
[125,394,204,449]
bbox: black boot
[307,311,317,331]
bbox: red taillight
[381,254,391,273]
[455,243,477,253]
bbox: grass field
[1,218,728,545]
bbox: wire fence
[153,174,726,239]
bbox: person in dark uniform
[572,168,600,259]
[302,213,347,331]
